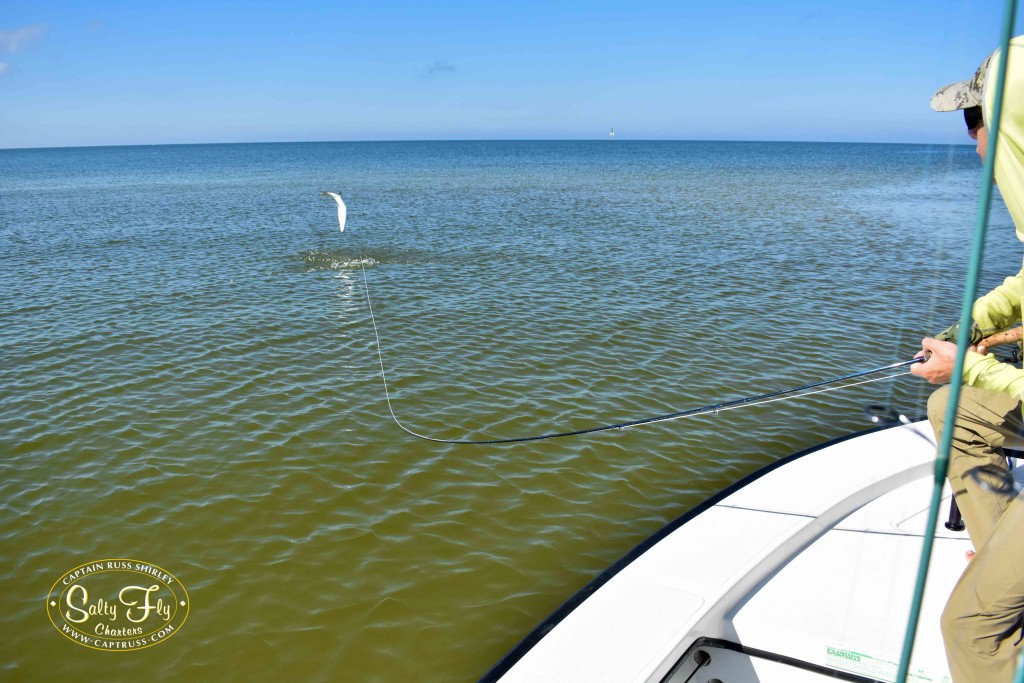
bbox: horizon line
[0,137,975,152]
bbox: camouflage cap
[930,49,996,112]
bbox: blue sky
[1,1,1021,148]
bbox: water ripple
[0,141,1018,683]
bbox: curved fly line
[322,191,921,445]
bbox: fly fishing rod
[323,191,930,446]
[359,260,926,445]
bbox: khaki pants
[928,385,1024,683]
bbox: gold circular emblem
[46,559,189,651]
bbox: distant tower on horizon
[609,128,615,143]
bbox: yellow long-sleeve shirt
[963,37,1024,400]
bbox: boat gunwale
[477,421,921,682]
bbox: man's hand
[976,327,1023,354]
[911,338,959,384]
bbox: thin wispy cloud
[0,62,9,74]
[0,24,46,54]
[423,61,456,77]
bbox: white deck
[491,423,996,683]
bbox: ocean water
[0,140,1019,682]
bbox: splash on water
[300,249,378,271]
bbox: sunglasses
[964,106,984,132]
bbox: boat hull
[482,422,1000,683]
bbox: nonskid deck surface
[489,423,1011,683]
